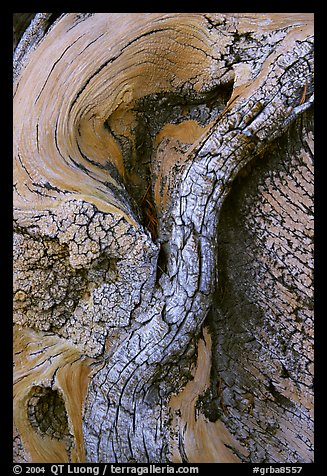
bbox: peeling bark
[13,13,314,463]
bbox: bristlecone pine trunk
[13,13,314,463]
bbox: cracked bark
[13,13,314,463]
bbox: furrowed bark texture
[13,13,314,463]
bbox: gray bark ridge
[13,13,313,463]
[82,28,313,462]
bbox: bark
[13,13,314,463]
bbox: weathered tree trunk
[13,13,314,463]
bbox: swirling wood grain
[13,13,314,463]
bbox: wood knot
[27,386,71,440]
